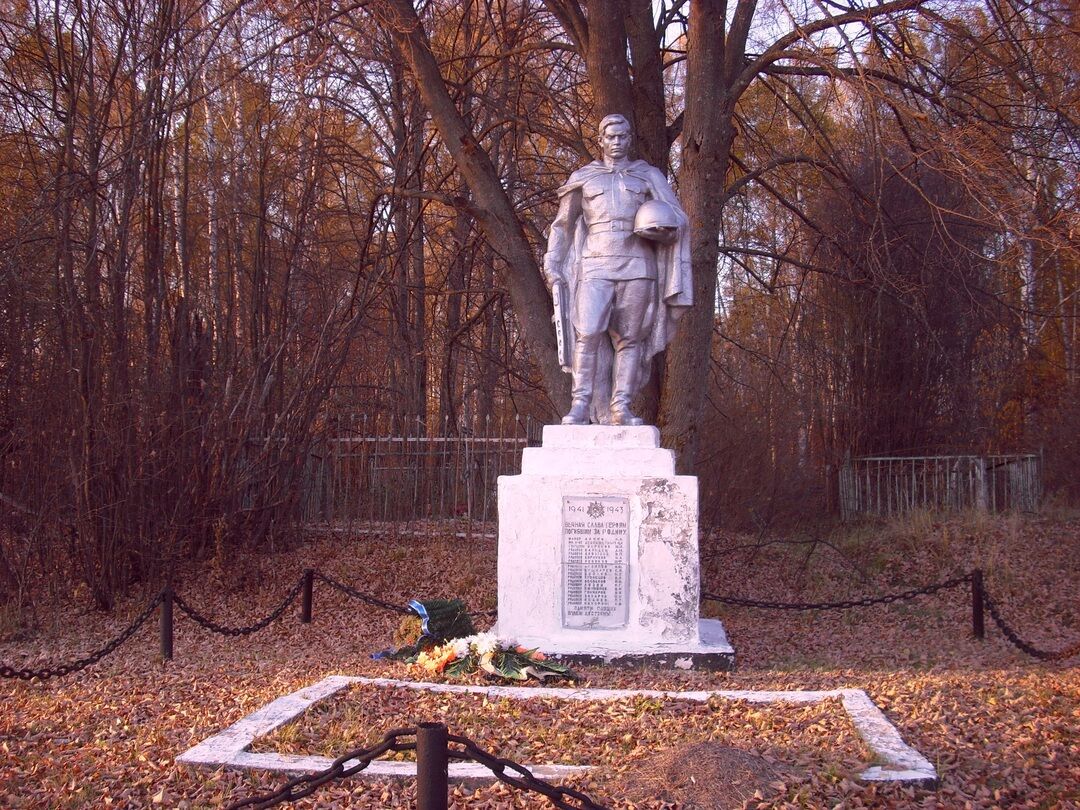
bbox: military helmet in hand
[633,199,680,244]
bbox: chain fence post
[416,722,449,810]
[971,569,985,640]
[160,587,174,660]
[301,569,314,624]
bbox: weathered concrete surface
[637,477,698,643]
[497,425,727,665]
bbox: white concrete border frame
[177,676,937,787]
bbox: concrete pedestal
[494,425,734,670]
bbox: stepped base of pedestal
[491,618,736,671]
[498,425,737,669]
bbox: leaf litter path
[180,675,936,783]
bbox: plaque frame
[560,495,630,629]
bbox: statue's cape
[552,160,693,421]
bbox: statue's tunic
[544,159,693,378]
[578,168,657,281]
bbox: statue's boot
[562,345,597,425]
[609,345,644,426]
[562,399,590,425]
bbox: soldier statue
[543,113,693,426]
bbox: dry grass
[1,512,1078,808]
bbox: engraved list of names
[561,496,630,629]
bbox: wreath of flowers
[413,632,573,681]
[380,600,576,683]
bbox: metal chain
[448,733,610,810]
[702,574,972,611]
[173,575,305,636]
[313,571,412,614]
[983,591,1080,662]
[224,728,416,809]
[0,591,164,681]
[224,727,610,810]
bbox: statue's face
[599,122,631,160]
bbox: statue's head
[598,114,632,161]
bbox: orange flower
[515,645,546,661]
[432,646,457,673]
[414,645,451,674]
[415,650,434,672]
[411,644,458,674]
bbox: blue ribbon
[408,599,432,636]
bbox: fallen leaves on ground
[253,686,867,774]
[1,512,1078,808]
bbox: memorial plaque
[561,496,630,629]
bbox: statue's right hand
[542,263,564,291]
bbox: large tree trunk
[441,208,471,427]
[388,68,427,417]
[660,0,738,472]
[584,0,634,120]
[379,0,570,414]
[624,0,668,170]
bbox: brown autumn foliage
[1,4,1076,808]
[0,2,1076,602]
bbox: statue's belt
[587,219,635,233]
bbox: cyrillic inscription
[561,496,629,628]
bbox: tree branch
[734,0,928,101]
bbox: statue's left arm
[643,165,693,317]
[644,166,689,228]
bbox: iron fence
[839,453,1041,520]
[296,415,543,534]
[7,566,1077,680]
